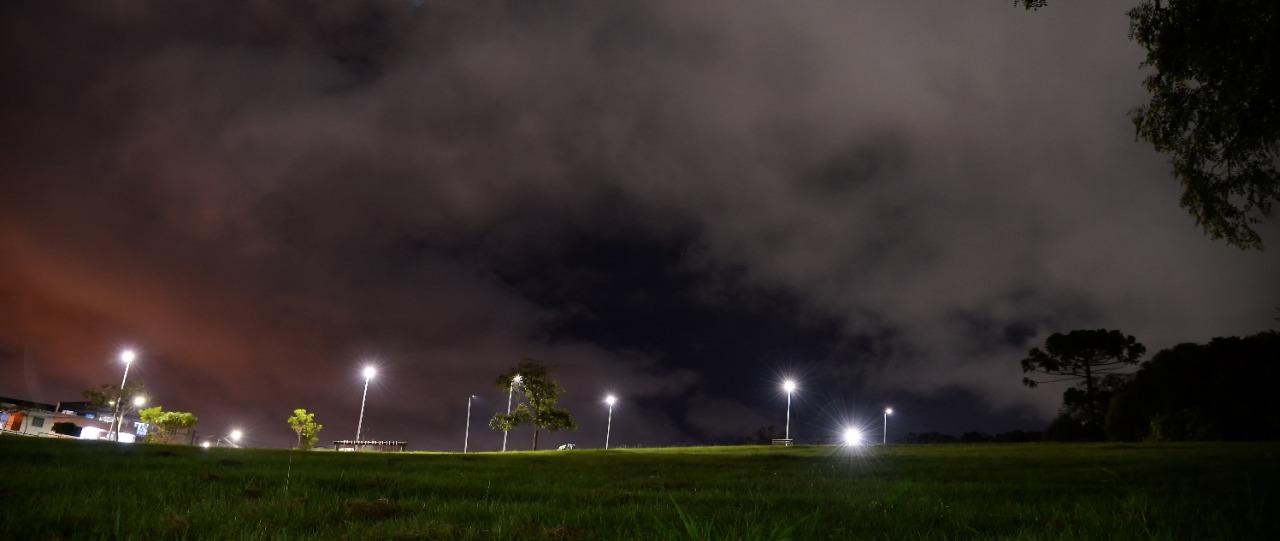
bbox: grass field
[2,435,1277,540]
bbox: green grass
[2,436,1277,540]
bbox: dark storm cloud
[2,1,1276,448]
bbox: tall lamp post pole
[464,395,475,453]
[883,407,893,445]
[355,366,376,445]
[112,349,136,442]
[502,374,521,452]
[783,380,797,441]
[604,395,617,450]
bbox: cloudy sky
[2,1,1276,450]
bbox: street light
[604,395,617,450]
[502,374,522,452]
[883,407,893,445]
[843,427,862,446]
[783,379,797,441]
[464,394,477,453]
[228,429,243,448]
[355,366,376,444]
[111,349,136,442]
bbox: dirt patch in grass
[345,497,402,520]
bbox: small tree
[488,360,577,450]
[1021,329,1145,431]
[287,409,323,450]
[138,407,199,444]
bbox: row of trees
[1022,329,1280,441]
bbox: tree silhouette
[1021,329,1145,429]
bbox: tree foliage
[287,409,323,450]
[1021,0,1279,248]
[488,360,578,450]
[1021,329,1145,431]
[82,380,147,410]
[1128,0,1280,249]
[138,407,199,444]
[1105,331,1280,441]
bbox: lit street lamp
[604,395,617,450]
[355,366,376,444]
[228,429,243,448]
[783,380,797,441]
[111,349,136,442]
[843,427,862,446]
[883,407,893,445]
[502,374,522,452]
[464,394,477,453]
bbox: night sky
[2,1,1276,450]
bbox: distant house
[1,396,144,441]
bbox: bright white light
[605,395,617,406]
[201,441,211,448]
[783,380,797,393]
[362,366,377,380]
[120,349,136,364]
[512,374,523,385]
[230,429,243,442]
[843,428,862,446]
[885,408,893,415]
[133,396,147,407]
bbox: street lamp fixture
[783,380,797,441]
[355,366,377,444]
[604,394,617,450]
[464,394,477,453]
[226,429,243,448]
[843,427,862,446]
[502,374,522,452]
[883,407,893,445]
[111,349,136,442]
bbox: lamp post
[502,374,522,452]
[464,394,476,453]
[355,366,376,445]
[883,407,893,445]
[783,380,797,441]
[228,429,243,448]
[604,395,617,450]
[111,349,136,442]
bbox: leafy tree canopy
[138,407,199,444]
[1021,0,1279,248]
[489,360,578,450]
[1129,0,1280,249]
[287,409,324,450]
[82,380,147,410]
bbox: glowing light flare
[133,396,146,407]
[843,428,863,446]
[362,366,377,380]
[120,349,136,364]
[605,394,617,406]
[783,380,797,393]
[230,429,243,442]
